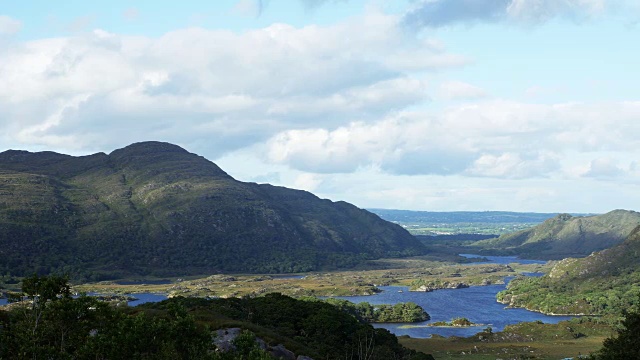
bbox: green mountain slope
[497,226,640,315]
[0,142,425,280]
[470,210,640,259]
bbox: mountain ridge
[497,226,640,315]
[470,209,640,259]
[0,141,425,280]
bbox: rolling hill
[497,225,640,315]
[0,141,425,280]
[470,210,640,259]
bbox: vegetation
[72,262,539,299]
[0,142,425,280]
[401,318,615,359]
[429,318,475,327]
[316,298,430,323]
[471,210,640,260]
[591,307,640,359]
[0,275,434,359]
[497,226,640,316]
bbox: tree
[591,309,640,359]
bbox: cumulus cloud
[264,100,640,179]
[402,0,634,28]
[0,12,464,155]
[467,152,560,178]
[0,15,22,34]
[293,173,324,192]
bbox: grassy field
[400,335,605,359]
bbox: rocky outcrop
[212,328,313,360]
[269,344,296,360]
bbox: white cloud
[467,152,559,178]
[264,100,640,179]
[0,13,464,155]
[0,15,22,35]
[293,173,324,192]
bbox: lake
[127,293,169,306]
[0,255,567,338]
[330,255,572,338]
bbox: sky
[1,0,639,213]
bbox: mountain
[497,226,640,315]
[0,141,425,280]
[470,210,640,259]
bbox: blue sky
[1,0,639,213]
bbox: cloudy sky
[1,0,639,213]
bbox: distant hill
[0,142,425,280]
[369,209,571,224]
[470,210,640,259]
[497,226,640,315]
[368,209,590,236]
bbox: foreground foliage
[591,309,640,359]
[0,275,433,360]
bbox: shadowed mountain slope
[470,210,640,259]
[0,141,425,280]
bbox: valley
[2,142,639,359]
[71,257,547,299]
[61,255,614,359]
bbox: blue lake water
[328,254,570,338]
[334,283,573,338]
[0,255,564,339]
[126,293,168,306]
